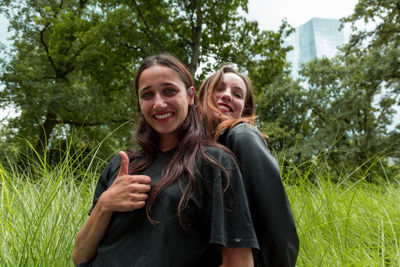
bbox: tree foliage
[342,0,400,97]
[0,0,292,164]
[295,0,400,176]
[0,0,137,161]
[300,55,398,172]
[3,0,397,176]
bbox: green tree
[342,0,400,120]
[0,0,292,164]
[255,69,312,158]
[242,22,313,162]
[341,0,400,167]
[299,52,399,175]
[0,0,137,163]
[278,0,400,174]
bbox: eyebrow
[220,81,245,91]
[233,86,246,91]
[231,85,246,92]
[139,82,177,92]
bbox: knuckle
[129,184,139,192]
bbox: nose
[220,89,232,102]
[153,93,167,109]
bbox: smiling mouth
[218,103,232,112]
[154,112,173,120]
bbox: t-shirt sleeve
[202,147,259,249]
[88,154,121,215]
[223,124,299,266]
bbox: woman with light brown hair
[198,65,299,267]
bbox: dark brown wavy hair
[198,64,257,139]
[128,53,230,227]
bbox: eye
[215,88,225,95]
[232,90,243,99]
[140,91,153,99]
[164,88,178,95]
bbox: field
[1,152,399,266]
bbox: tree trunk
[188,2,203,76]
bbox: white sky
[0,15,9,47]
[247,0,359,31]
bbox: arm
[221,124,299,267]
[220,247,253,267]
[72,152,151,265]
[72,198,114,264]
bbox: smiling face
[138,65,194,149]
[214,72,247,119]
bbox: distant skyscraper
[286,18,349,77]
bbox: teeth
[155,113,173,119]
[218,104,231,112]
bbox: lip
[218,103,232,112]
[153,111,174,121]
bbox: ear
[188,86,195,106]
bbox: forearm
[72,200,113,265]
[220,247,253,267]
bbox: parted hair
[128,53,230,227]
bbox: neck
[158,135,178,152]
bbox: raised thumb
[118,151,129,176]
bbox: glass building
[286,18,349,77]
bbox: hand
[99,151,151,213]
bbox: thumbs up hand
[98,151,152,213]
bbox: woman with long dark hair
[198,65,299,267]
[72,54,258,266]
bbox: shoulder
[221,123,275,163]
[202,145,233,161]
[97,153,122,184]
[90,153,122,213]
[225,123,265,146]
[108,153,123,173]
[229,122,259,136]
[199,145,240,172]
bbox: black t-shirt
[82,146,258,267]
[218,123,299,267]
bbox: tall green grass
[0,142,100,266]
[1,143,399,266]
[283,155,400,266]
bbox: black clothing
[218,123,299,267]
[83,146,258,267]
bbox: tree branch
[39,26,58,77]
[38,5,72,83]
[132,0,165,51]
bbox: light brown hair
[198,64,256,139]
